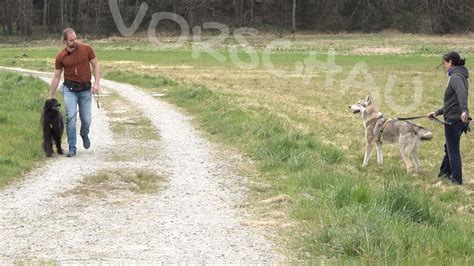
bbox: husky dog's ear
[366,95,372,104]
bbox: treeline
[0,0,472,38]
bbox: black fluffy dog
[41,98,64,157]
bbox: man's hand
[461,112,469,123]
[427,112,436,119]
[90,58,100,94]
[92,83,100,94]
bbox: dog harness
[376,118,393,143]
[365,113,384,128]
[365,114,393,143]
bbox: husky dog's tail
[414,126,433,140]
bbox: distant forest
[0,0,472,38]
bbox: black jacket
[435,66,470,121]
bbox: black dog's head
[44,98,61,112]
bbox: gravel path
[0,67,280,263]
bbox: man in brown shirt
[49,28,100,157]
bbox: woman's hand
[461,112,469,123]
[427,112,436,119]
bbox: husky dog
[350,96,433,173]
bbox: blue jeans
[439,119,469,184]
[62,85,92,152]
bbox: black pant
[439,120,469,184]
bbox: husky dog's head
[349,95,372,115]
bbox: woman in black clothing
[427,51,470,185]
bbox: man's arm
[91,58,100,93]
[49,68,62,99]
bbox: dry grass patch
[353,46,409,55]
[65,169,167,198]
[100,90,159,141]
[106,140,163,163]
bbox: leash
[396,115,425,121]
[93,91,100,109]
[396,115,453,125]
[397,115,472,126]
[66,91,100,125]
[431,117,453,126]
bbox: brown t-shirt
[55,43,96,84]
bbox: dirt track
[0,67,279,263]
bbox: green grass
[1,34,473,263]
[104,71,176,88]
[0,45,445,70]
[101,70,473,263]
[0,72,48,186]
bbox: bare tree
[0,0,473,37]
[69,0,75,25]
[43,0,48,35]
[60,0,64,29]
[16,0,33,36]
[250,0,255,24]
[292,0,296,32]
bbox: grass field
[0,33,473,262]
[0,72,48,186]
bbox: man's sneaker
[66,149,76,157]
[81,134,90,149]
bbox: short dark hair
[62,28,75,41]
[443,51,466,66]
